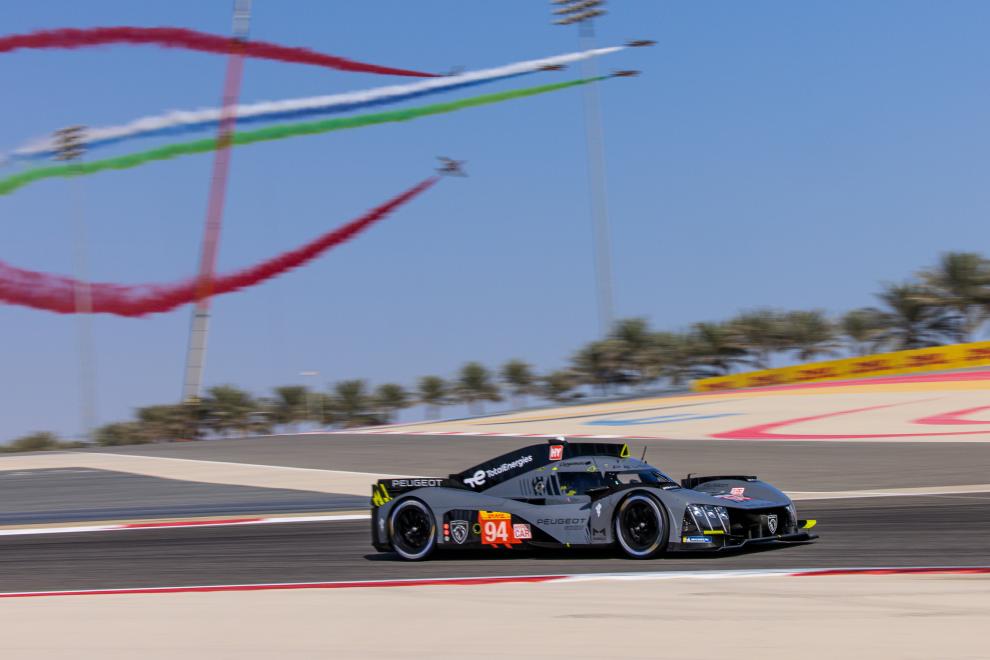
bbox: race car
[370,438,818,560]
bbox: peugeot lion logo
[767,513,778,534]
[450,520,469,544]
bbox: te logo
[463,470,486,488]
[549,445,564,461]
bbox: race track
[3,405,989,659]
[2,494,987,592]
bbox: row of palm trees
[92,364,519,443]
[19,251,988,447]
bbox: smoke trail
[11,47,625,159]
[0,26,435,77]
[0,77,607,197]
[0,177,437,317]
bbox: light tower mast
[552,0,615,337]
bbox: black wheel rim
[392,503,433,557]
[620,498,661,552]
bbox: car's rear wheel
[614,493,668,559]
[388,498,436,561]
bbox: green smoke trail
[0,76,606,197]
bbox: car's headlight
[684,504,730,534]
[787,503,798,529]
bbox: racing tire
[614,492,668,559]
[388,498,437,561]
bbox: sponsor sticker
[479,511,521,547]
[463,470,486,488]
[591,527,607,540]
[682,535,713,544]
[715,486,752,502]
[512,524,532,540]
[549,445,564,461]
[767,513,778,535]
[594,502,603,518]
[464,455,535,488]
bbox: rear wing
[371,477,459,507]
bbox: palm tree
[876,282,962,349]
[271,385,309,431]
[417,375,450,420]
[332,380,374,427]
[202,385,257,436]
[136,403,201,442]
[570,339,624,394]
[4,432,62,452]
[729,309,786,369]
[500,359,536,408]
[94,421,146,446]
[781,310,840,362]
[689,322,748,376]
[840,308,888,356]
[455,362,501,415]
[650,331,702,386]
[374,383,410,423]
[609,318,657,386]
[919,252,990,340]
[317,393,338,427]
[540,370,579,403]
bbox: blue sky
[3,1,990,438]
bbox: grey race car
[370,438,818,560]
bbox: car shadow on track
[364,541,813,563]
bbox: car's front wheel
[614,493,668,559]
[388,498,436,561]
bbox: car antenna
[640,446,648,462]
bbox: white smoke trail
[10,46,625,160]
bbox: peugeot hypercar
[371,438,818,560]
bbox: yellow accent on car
[371,484,391,507]
[801,519,817,529]
[703,530,725,535]
[620,444,631,458]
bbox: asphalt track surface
[2,494,988,592]
[0,468,365,525]
[84,433,990,492]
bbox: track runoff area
[1,372,989,658]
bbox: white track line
[2,565,988,599]
[0,513,370,537]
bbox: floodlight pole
[552,0,615,337]
[55,125,98,440]
[300,370,321,428]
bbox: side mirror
[585,486,610,500]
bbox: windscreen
[606,470,676,487]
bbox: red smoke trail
[193,40,246,309]
[0,27,436,77]
[0,177,438,317]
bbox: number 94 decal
[478,511,531,547]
